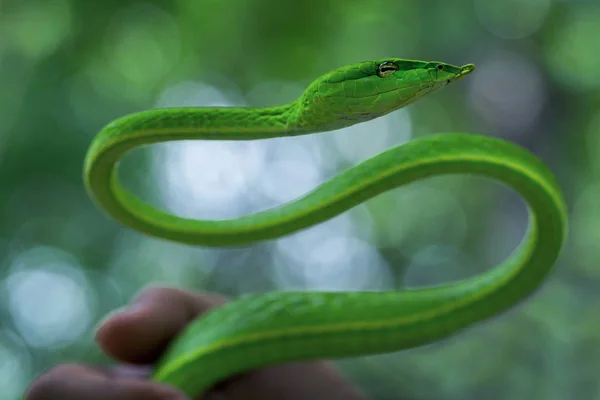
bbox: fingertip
[95,287,228,364]
[24,363,191,400]
[95,301,175,364]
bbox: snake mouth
[448,64,475,84]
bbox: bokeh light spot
[0,331,31,400]
[1,0,72,60]
[258,140,324,204]
[154,82,267,219]
[475,0,551,39]
[273,214,391,291]
[545,7,600,92]
[331,109,412,163]
[404,244,475,287]
[376,185,468,254]
[6,247,93,348]
[89,3,181,101]
[468,51,545,135]
[106,3,180,84]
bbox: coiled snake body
[83,59,567,397]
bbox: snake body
[83,59,567,397]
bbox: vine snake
[83,58,568,397]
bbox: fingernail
[112,364,153,379]
[93,306,125,333]
[93,300,147,334]
[125,299,149,314]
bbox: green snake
[83,58,568,397]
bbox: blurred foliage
[0,0,599,399]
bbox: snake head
[291,58,474,132]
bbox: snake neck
[101,102,303,143]
[217,102,298,135]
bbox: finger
[95,286,228,364]
[24,364,189,400]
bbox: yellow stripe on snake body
[83,58,567,397]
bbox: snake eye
[377,62,399,78]
[436,64,445,71]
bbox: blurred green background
[1,0,599,399]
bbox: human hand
[24,287,368,400]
